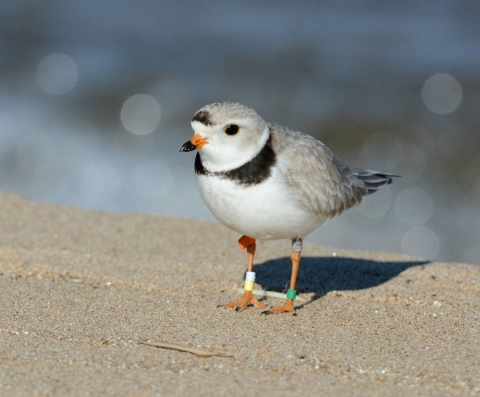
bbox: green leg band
[286,289,297,300]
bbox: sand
[0,191,478,396]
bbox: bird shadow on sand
[252,256,429,309]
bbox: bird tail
[353,169,400,195]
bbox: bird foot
[262,299,295,315]
[224,291,267,311]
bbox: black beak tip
[180,141,196,153]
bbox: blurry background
[1,0,479,264]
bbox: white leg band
[245,272,256,281]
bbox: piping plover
[180,102,398,314]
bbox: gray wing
[269,123,396,218]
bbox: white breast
[195,167,325,240]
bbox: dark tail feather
[353,169,400,195]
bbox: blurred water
[1,0,479,265]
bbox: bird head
[180,102,269,172]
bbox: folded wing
[270,123,398,218]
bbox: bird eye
[224,124,240,136]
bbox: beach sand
[0,191,478,396]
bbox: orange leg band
[238,235,256,250]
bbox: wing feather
[269,123,396,218]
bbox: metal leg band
[292,237,303,252]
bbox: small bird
[180,102,397,314]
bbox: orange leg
[264,251,301,314]
[224,236,267,310]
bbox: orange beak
[190,134,208,149]
[179,134,208,152]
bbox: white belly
[196,167,325,240]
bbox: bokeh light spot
[352,187,391,224]
[422,74,462,114]
[37,54,78,95]
[133,160,173,198]
[395,187,433,226]
[401,226,439,260]
[120,94,161,135]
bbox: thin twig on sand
[138,341,233,358]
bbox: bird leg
[264,237,303,314]
[224,236,267,310]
